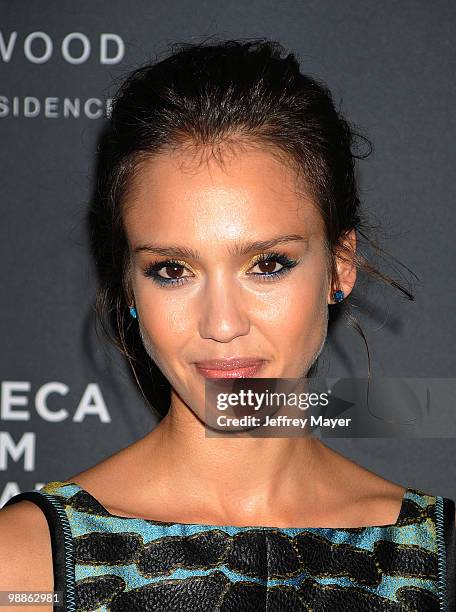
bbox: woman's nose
[197,274,250,343]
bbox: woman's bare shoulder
[0,500,54,610]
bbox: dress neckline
[54,480,411,531]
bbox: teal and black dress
[4,480,455,611]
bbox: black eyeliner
[142,251,300,287]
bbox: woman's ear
[328,229,357,304]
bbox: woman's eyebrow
[133,234,307,259]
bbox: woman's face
[123,143,354,420]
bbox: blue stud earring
[129,306,137,319]
[333,289,344,303]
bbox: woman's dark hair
[89,37,416,418]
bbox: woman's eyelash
[142,251,300,288]
[249,251,300,281]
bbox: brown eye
[144,259,192,287]
[247,252,299,282]
[160,264,185,279]
[255,259,281,274]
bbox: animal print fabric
[4,480,455,611]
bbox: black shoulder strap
[443,497,456,611]
[3,490,76,612]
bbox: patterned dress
[3,480,455,611]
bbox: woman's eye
[143,260,192,287]
[249,258,284,275]
[156,263,188,280]
[246,252,299,282]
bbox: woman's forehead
[123,144,321,233]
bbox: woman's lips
[194,360,266,379]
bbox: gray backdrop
[1,1,455,507]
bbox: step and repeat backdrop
[1,2,455,505]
